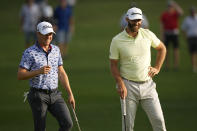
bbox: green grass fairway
[0,0,197,130]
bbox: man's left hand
[68,94,75,110]
[148,67,159,77]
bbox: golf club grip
[123,99,126,116]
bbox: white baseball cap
[37,21,55,35]
[126,7,143,20]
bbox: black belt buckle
[46,89,57,94]
[46,89,50,94]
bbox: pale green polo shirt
[109,28,160,82]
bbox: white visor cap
[126,7,143,20]
[37,21,56,35]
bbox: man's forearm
[173,2,183,15]
[110,59,127,99]
[17,68,40,80]
[59,67,73,96]
[111,66,123,83]
[110,60,124,85]
[155,44,166,70]
[61,75,73,96]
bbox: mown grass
[0,0,197,130]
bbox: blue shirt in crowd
[19,42,63,90]
[54,6,73,32]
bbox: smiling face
[37,32,53,46]
[127,18,142,32]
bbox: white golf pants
[120,78,166,131]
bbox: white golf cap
[37,21,55,35]
[126,7,143,20]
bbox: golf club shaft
[122,99,126,116]
[122,98,126,131]
[123,115,126,131]
[71,107,82,131]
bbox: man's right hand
[17,66,50,80]
[39,66,51,74]
[117,83,127,99]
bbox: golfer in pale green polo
[109,7,167,131]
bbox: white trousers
[120,79,166,131]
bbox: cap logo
[42,25,52,30]
[131,13,142,15]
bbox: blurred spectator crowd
[19,0,197,72]
[19,0,76,57]
[120,0,197,73]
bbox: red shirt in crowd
[161,11,179,30]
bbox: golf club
[122,98,127,131]
[71,106,82,131]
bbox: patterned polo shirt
[19,42,63,90]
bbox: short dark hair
[38,17,55,25]
[130,2,137,8]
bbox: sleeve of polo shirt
[58,50,63,66]
[148,30,160,48]
[19,50,32,70]
[109,39,119,59]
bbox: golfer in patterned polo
[17,21,75,131]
